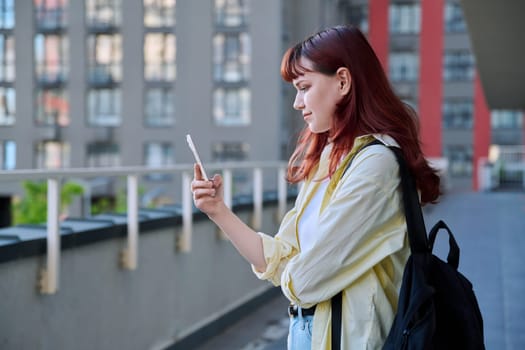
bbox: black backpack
[331,143,485,350]
[382,146,485,350]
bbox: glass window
[389,4,421,34]
[213,33,250,83]
[144,33,176,81]
[444,145,472,177]
[34,34,69,84]
[389,52,419,82]
[212,141,249,161]
[145,88,174,127]
[444,2,467,33]
[36,88,69,126]
[86,141,120,167]
[144,0,176,27]
[0,139,15,169]
[145,142,173,166]
[88,33,122,84]
[0,87,14,125]
[144,141,173,180]
[35,140,70,169]
[443,99,473,129]
[86,0,122,28]
[34,0,68,30]
[0,0,14,29]
[443,51,474,81]
[87,88,121,126]
[214,0,249,27]
[0,34,15,82]
[339,4,368,33]
[213,88,250,126]
[491,110,523,129]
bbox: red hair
[281,25,440,204]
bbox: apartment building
[0,0,522,226]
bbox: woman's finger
[194,163,203,180]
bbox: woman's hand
[191,164,226,217]
[190,164,267,271]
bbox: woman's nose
[293,94,304,110]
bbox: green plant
[12,180,84,225]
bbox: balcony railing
[0,161,289,295]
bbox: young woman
[191,25,440,349]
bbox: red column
[473,73,491,191]
[418,0,444,158]
[368,0,389,71]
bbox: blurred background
[0,1,523,349]
[0,0,522,225]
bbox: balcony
[1,161,524,349]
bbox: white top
[298,178,329,253]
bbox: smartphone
[186,134,209,181]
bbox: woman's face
[292,58,349,134]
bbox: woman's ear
[336,67,351,95]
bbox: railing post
[277,167,287,222]
[218,169,233,240]
[252,168,263,230]
[39,177,60,294]
[178,171,192,252]
[121,175,139,269]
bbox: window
[339,4,368,33]
[86,141,120,167]
[213,33,250,83]
[213,88,250,126]
[443,99,473,129]
[444,2,467,33]
[0,139,15,169]
[87,34,122,85]
[144,0,176,128]
[0,34,14,82]
[213,0,250,126]
[214,0,249,27]
[212,141,250,195]
[34,1,68,127]
[0,87,14,126]
[389,52,419,82]
[88,88,121,126]
[36,88,69,126]
[144,33,176,81]
[35,140,70,169]
[34,0,68,30]
[212,141,249,161]
[145,88,174,127]
[443,51,474,81]
[444,145,472,177]
[34,34,69,84]
[144,142,173,180]
[491,110,523,129]
[144,0,176,27]
[86,0,122,28]
[0,0,14,29]
[389,4,420,34]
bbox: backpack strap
[331,139,430,349]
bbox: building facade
[0,0,523,224]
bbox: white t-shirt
[297,178,329,253]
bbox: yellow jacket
[253,134,410,349]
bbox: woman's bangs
[280,46,311,82]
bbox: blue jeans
[287,310,314,350]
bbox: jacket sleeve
[280,146,407,307]
[251,205,300,286]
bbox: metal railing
[0,161,289,295]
